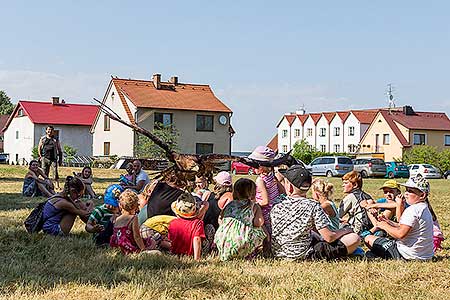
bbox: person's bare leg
[364,235,378,248]
[59,214,77,235]
[36,182,54,197]
[339,232,360,254]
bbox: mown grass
[0,165,449,300]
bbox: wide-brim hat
[248,146,276,162]
[400,176,430,194]
[171,193,198,219]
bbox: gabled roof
[378,111,409,147]
[267,134,278,151]
[297,114,308,124]
[336,111,350,123]
[276,114,296,127]
[2,101,99,132]
[308,113,322,125]
[385,110,450,131]
[323,112,336,123]
[112,77,232,113]
[351,110,378,124]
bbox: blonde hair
[311,178,335,201]
[119,189,139,212]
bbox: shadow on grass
[0,224,226,296]
[0,193,46,211]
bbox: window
[15,131,19,139]
[282,129,288,138]
[282,145,288,153]
[348,144,357,153]
[196,115,214,132]
[307,128,313,137]
[320,145,326,152]
[103,142,110,155]
[294,129,300,138]
[445,135,450,146]
[154,112,173,128]
[334,127,340,136]
[319,128,326,137]
[334,144,340,152]
[348,126,355,136]
[196,143,213,154]
[383,134,390,145]
[18,109,24,117]
[413,133,426,145]
[104,115,110,131]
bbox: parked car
[231,161,256,175]
[308,156,353,177]
[0,153,9,164]
[353,158,387,178]
[385,161,410,178]
[408,164,441,179]
[444,170,450,179]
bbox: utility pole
[387,83,396,113]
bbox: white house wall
[4,115,34,164]
[290,118,303,149]
[329,116,344,153]
[316,116,329,152]
[303,117,316,150]
[277,118,291,153]
[34,124,93,156]
[343,113,361,152]
[92,84,135,156]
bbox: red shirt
[168,218,205,256]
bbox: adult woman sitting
[74,166,97,199]
[22,160,56,197]
[42,176,92,236]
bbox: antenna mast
[387,83,396,113]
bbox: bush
[291,139,353,164]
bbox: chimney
[52,97,60,105]
[152,73,161,89]
[296,108,306,115]
[402,105,415,116]
[169,76,178,85]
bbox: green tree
[403,145,440,168]
[63,144,78,164]
[31,146,39,159]
[438,149,450,172]
[135,123,180,158]
[291,139,353,164]
[0,91,14,115]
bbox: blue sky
[1,1,449,151]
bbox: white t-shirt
[135,170,150,192]
[396,202,433,260]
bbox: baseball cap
[380,179,400,190]
[104,184,124,207]
[213,171,232,186]
[284,164,312,191]
[400,175,430,194]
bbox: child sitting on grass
[364,176,434,260]
[168,192,207,260]
[110,189,157,254]
[85,184,123,246]
[74,166,97,199]
[338,171,373,236]
[214,178,266,261]
[311,178,340,231]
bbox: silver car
[308,156,354,177]
[353,158,387,178]
[408,164,441,179]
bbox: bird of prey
[94,99,297,188]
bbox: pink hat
[248,146,276,162]
[213,171,232,186]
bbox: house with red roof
[91,74,233,156]
[275,109,377,154]
[359,106,450,161]
[2,98,99,164]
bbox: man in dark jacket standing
[38,125,62,189]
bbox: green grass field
[0,165,449,300]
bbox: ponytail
[62,176,85,200]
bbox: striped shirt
[255,172,281,233]
[88,204,114,228]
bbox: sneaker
[351,247,365,257]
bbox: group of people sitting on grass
[25,146,445,261]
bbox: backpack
[351,189,373,231]
[24,201,47,233]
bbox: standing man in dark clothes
[38,125,63,189]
